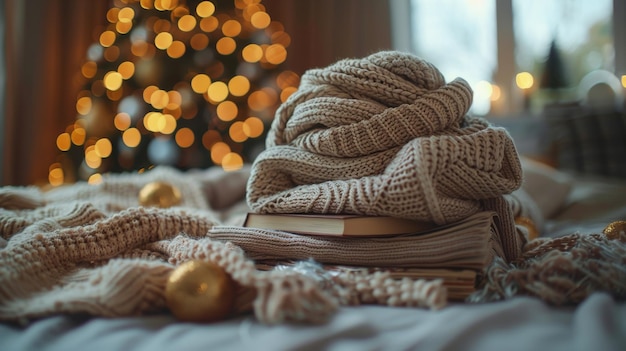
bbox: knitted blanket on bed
[1,166,624,326]
[247,51,524,261]
[0,167,447,324]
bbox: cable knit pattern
[247,51,524,260]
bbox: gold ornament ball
[165,260,235,323]
[603,220,626,240]
[138,181,182,208]
[515,216,539,240]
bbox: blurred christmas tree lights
[49,0,299,186]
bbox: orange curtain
[2,0,109,186]
[1,0,392,186]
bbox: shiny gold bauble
[165,260,235,323]
[603,221,626,240]
[515,216,539,240]
[138,181,182,208]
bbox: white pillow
[520,157,574,219]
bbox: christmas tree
[540,40,569,90]
[48,0,299,186]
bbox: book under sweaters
[211,210,506,300]
[243,212,439,237]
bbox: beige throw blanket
[0,167,446,324]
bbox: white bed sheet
[1,293,624,351]
[2,171,626,351]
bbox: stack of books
[243,211,505,301]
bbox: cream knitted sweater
[247,51,524,260]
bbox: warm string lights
[49,0,299,186]
[471,72,536,115]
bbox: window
[408,0,619,116]
[411,0,496,115]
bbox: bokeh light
[71,126,87,146]
[150,89,170,109]
[166,41,186,58]
[95,138,113,157]
[210,141,231,164]
[50,0,298,184]
[265,44,287,65]
[191,74,211,93]
[178,14,197,32]
[221,19,242,37]
[76,97,92,115]
[228,75,250,96]
[250,11,271,29]
[490,84,502,101]
[196,1,216,17]
[48,165,64,186]
[199,16,219,32]
[122,128,141,147]
[104,71,124,91]
[190,33,209,50]
[229,121,247,142]
[100,31,116,47]
[118,61,135,79]
[88,173,103,185]
[114,112,132,130]
[208,81,229,102]
[243,116,264,138]
[118,7,135,23]
[221,152,243,171]
[175,127,195,148]
[217,100,238,121]
[516,72,534,90]
[216,37,236,55]
[56,133,72,151]
[155,32,173,49]
[242,44,263,62]
[81,61,98,78]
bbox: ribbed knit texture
[209,210,503,270]
[0,166,446,325]
[247,51,524,261]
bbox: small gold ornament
[165,260,235,323]
[515,216,539,240]
[603,221,626,240]
[138,181,182,208]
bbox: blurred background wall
[2,0,624,186]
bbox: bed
[2,51,626,351]
[1,157,625,351]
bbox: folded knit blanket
[247,51,524,261]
